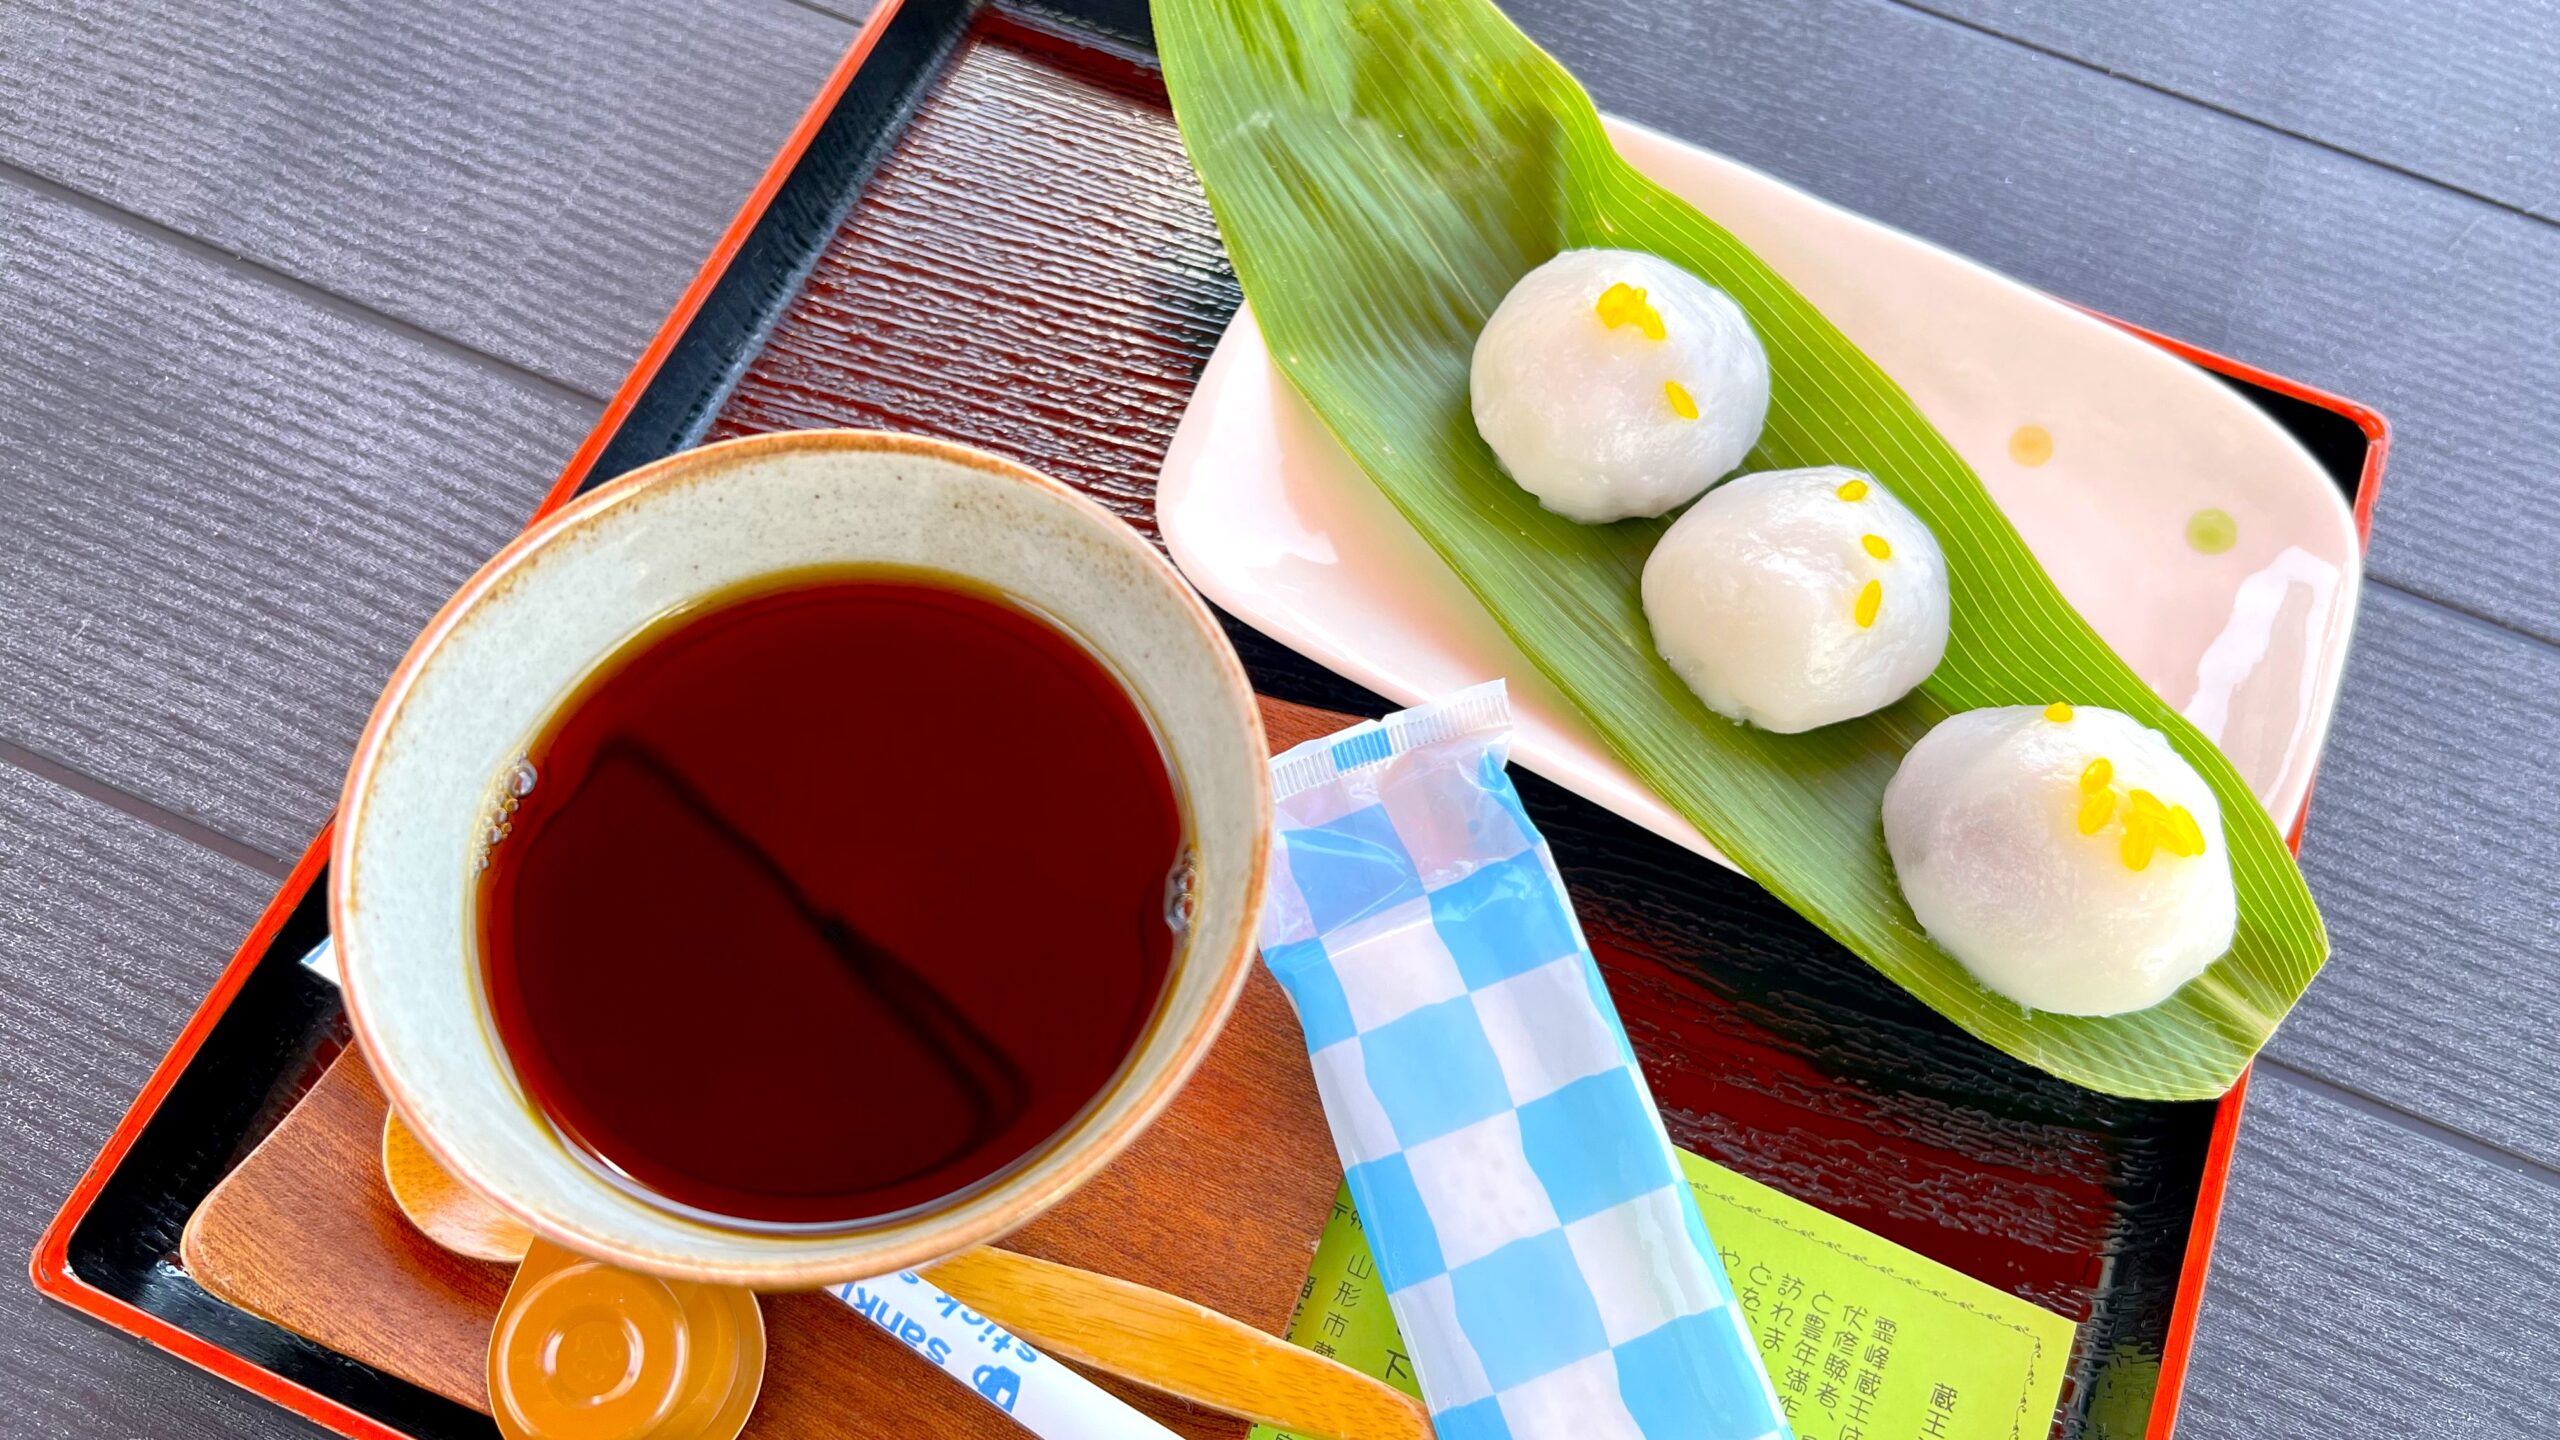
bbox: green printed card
[1251,1152,2077,1440]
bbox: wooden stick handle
[922,1247,1431,1440]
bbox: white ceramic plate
[1159,116,2361,870]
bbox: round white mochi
[1470,248,1770,523]
[1641,467,1949,733]
[1882,705,2239,1017]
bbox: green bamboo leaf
[1158,0,2326,1098]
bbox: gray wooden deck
[2,0,2554,1434]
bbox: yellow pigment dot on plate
[2080,756,2112,792]
[2077,788,2115,835]
[1861,533,1892,559]
[2187,507,2239,554]
[2009,425,2054,466]
[1594,282,1666,340]
[2044,701,2073,723]
[1837,479,1870,502]
[1853,579,1883,628]
[1664,379,1698,419]
[2166,805,2206,857]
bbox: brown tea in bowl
[337,430,1267,1288]
[478,570,1184,1228]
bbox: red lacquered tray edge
[2085,311,2390,1440]
[31,7,2389,1435]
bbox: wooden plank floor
[2,0,2551,1434]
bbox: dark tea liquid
[478,573,1183,1226]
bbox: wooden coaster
[179,698,1356,1438]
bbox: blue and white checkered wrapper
[1261,682,1791,1440]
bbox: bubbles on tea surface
[473,757,539,873]
[1163,847,1200,935]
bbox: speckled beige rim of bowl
[331,430,1271,1289]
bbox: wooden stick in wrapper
[832,1270,1182,1440]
